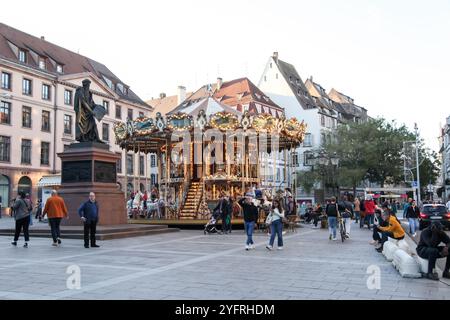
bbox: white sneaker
[369,240,378,245]
[277,247,284,250]
[412,233,417,237]
[332,237,337,241]
[282,231,287,235]
[245,245,249,251]
[266,245,273,251]
[250,245,255,250]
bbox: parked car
[419,204,450,230]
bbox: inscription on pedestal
[62,161,92,183]
[94,161,116,183]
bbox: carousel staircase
[179,181,203,220]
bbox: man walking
[214,193,230,234]
[78,192,100,248]
[43,190,68,246]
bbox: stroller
[204,211,220,234]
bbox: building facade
[439,116,450,201]
[0,23,153,213]
[258,52,368,201]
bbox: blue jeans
[245,221,255,245]
[328,217,337,239]
[354,211,360,222]
[408,218,419,234]
[366,214,374,227]
[269,219,283,247]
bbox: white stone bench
[382,241,399,262]
[392,248,422,278]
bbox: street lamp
[414,123,421,205]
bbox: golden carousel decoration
[114,96,307,221]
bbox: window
[321,114,325,126]
[42,84,51,100]
[41,110,50,132]
[127,109,133,120]
[64,114,72,134]
[292,153,299,166]
[22,106,32,128]
[40,142,50,165]
[304,151,314,166]
[18,49,27,63]
[56,65,63,73]
[21,139,31,164]
[151,154,156,167]
[116,153,122,174]
[139,155,144,175]
[303,133,312,147]
[22,78,32,95]
[126,154,134,175]
[102,123,109,142]
[151,174,156,186]
[0,136,10,162]
[0,101,11,124]
[1,72,11,90]
[103,100,109,115]
[64,89,72,105]
[38,57,46,70]
[139,111,144,118]
[276,168,281,182]
[115,105,122,119]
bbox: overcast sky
[2,0,449,151]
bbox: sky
[2,0,449,151]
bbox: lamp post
[330,154,340,197]
[414,123,421,205]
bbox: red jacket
[364,200,375,215]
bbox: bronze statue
[74,79,106,143]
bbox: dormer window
[117,83,124,94]
[102,75,113,90]
[38,57,46,70]
[19,49,27,63]
[56,64,63,73]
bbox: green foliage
[322,117,440,189]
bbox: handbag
[265,213,274,225]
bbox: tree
[296,170,318,195]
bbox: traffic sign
[412,181,418,187]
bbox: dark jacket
[78,200,99,223]
[214,198,230,216]
[417,227,450,250]
[239,198,258,223]
[406,205,420,219]
[325,203,342,217]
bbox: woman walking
[325,197,340,241]
[11,192,32,248]
[406,199,420,237]
[266,198,285,251]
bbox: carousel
[114,95,307,223]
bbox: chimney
[159,92,166,99]
[273,52,278,62]
[216,77,223,90]
[40,36,45,41]
[177,86,186,104]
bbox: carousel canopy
[114,96,307,154]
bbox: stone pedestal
[57,142,126,226]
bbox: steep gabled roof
[146,92,193,117]
[0,22,150,108]
[274,58,316,110]
[178,77,285,117]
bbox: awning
[37,175,61,187]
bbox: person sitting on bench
[416,221,450,281]
[373,206,405,253]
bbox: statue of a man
[74,79,105,143]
